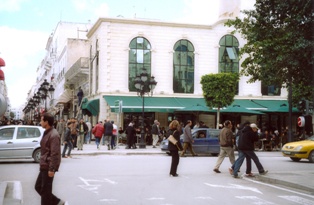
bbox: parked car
[160,128,221,156]
[281,135,314,163]
[0,125,45,163]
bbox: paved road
[0,143,313,204]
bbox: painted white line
[146,197,165,200]
[204,183,262,194]
[99,199,118,202]
[278,196,314,205]
[195,196,213,200]
[236,196,275,205]
[104,178,118,185]
[244,177,314,199]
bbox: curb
[256,175,314,194]
[1,181,23,205]
[0,182,7,205]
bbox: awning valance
[103,96,207,113]
[56,89,73,104]
[250,100,300,113]
[81,98,99,116]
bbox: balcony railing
[65,57,89,83]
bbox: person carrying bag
[167,120,183,177]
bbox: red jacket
[92,123,104,138]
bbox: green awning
[103,96,207,113]
[251,100,300,113]
[220,104,264,115]
[232,99,267,111]
[81,98,99,116]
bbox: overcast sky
[0,0,254,109]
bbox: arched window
[128,37,151,91]
[219,35,239,73]
[173,40,194,93]
[219,35,239,94]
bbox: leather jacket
[40,128,61,172]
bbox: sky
[0,0,253,109]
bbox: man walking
[181,120,197,157]
[151,120,160,148]
[92,121,104,149]
[232,123,268,178]
[104,119,113,150]
[35,112,65,205]
[56,119,65,142]
[77,118,88,150]
[213,120,235,173]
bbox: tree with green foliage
[225,0,314,106]
[200,73,239,129]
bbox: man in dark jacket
[125,122,136,149]
[35,113,65,205]
[232,123,268,178]
[77,118,88,150]
[104,119,113,150]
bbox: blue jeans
[233,150,265,176]
[62,141,73,157]
[95,137,101,148]
[111,135,116,149]
[85,131,91,144]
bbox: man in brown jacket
[213,120,235,173]
[35,113,65,205]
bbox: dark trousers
[232,151,252,174]
[170,150,180,175]
[35,170,60,205]
[233,150,265,176]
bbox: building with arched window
[80,16,296,132]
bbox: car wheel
[211,153,219,156]
[308,150,314,163]
[290,157,301,162]
[33,149,41,163]
[166,151,171,156]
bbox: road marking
[244,177,314,199]
[236,196,275,204]
[78,177,102,194]
[204,183,262,194]
[104,178,118,184]
[99,199,118,202]
[278,196,314,205]
[146,197,165,200]
[195,196,213,200]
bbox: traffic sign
[297,116,305,127]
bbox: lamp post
[39,79,55,112]
[134,68,157,148]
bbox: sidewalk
[1,143,313,204]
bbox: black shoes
[213,169,221,173]
[170,174,179,177]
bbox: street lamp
[39,79,55,112]
[134,68,157,148]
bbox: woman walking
[167,120,183,177]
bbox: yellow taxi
[281,136,314,163]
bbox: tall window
[219,35,239,94]
[128,37,151,91]
[219,35,239,73]
[173,40,194,93]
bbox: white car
[0,125,45,163]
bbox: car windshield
[307,136,314,141]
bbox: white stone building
[24,1,299,136]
